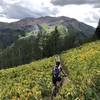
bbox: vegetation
[95,19,100,39]
[0,40,100,100]
[0,25,94,68]
[0,29,25,50]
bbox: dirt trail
[50,76,69,100]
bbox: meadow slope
[0,40,100,100]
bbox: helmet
[56,61,60,66]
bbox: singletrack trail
[50,75,69,100]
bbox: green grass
[57,24,68,38]
[41,24,55,33]
[41,24,49,30]
[0,40,100,100]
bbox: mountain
[0,16,95,49]
[0,16,95,68]
[0,40,100,99]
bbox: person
[52,61,66,87]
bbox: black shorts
[52,76,62,85]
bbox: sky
[0,0,100,27]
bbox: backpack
[53,66,61,77]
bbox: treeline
[0,26,92,69]
[95,19,100,39]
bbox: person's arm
[62,69,67,76]
[60,66,67,76]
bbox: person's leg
[52,77,57,96]
[58,77,63,87]
[52,76,56,85]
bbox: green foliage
[0,41,100,99]
[0,29,26,50]
[0,57,53,100]
[0,35,43,67]
[0,24,96,68]
[57,24,67,39]
[41,24,55,33]
[41,24,49,30]
[43,26,61,57]
[60,41,100,100]
[95,19,100,39]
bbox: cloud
[2,4,54,19]
[0,16,19,23]
[56,5,100,27]
[94,4,100,8]
[51,0,100,6]
[0,0,99,27]
[0,0,58,19]
[0,0,3,5]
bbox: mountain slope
[0,16,95,50]
[0,16,96,68]
[0,40,100,100]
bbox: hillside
[0,40,100,100]
[0,16,95,68]
[0,16,95,50]
[0,17,95,50]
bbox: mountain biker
[52,61,66,87]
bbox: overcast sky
[0,0,100,27]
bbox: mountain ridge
[0,16,95,49]
[0,16,95,28]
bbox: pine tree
[95,19,100,39]
[44,26,61,57]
